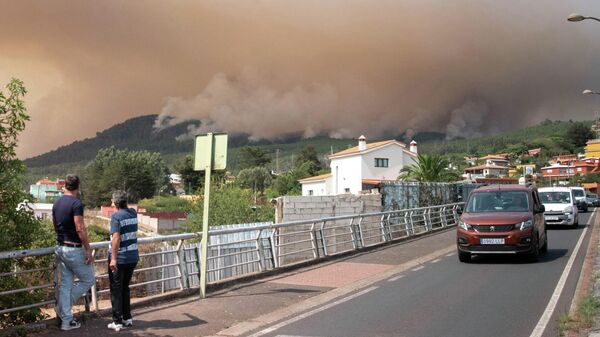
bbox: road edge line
[529,218,590,337]
[569,208,599,318]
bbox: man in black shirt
[52,174,94,331]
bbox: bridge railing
[0,202,462,317]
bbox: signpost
[194,132,228,298]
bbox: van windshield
[466,191,529,213]
[539,191,571,204]
[572,189,585,197]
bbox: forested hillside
[24,115,199,167]
[23,115,592,187]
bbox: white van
[570,186,589,213]
[538,187,578,226]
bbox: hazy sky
[3,1,600,159]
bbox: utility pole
[276,149,280,173]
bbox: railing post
[425,208,432,231]
[453,204,460,224]
[175,240,187,290]
[90,249,99,312]
[441,207,448,227]
[161,246,166,293]
[379,215,387,242]
[348,217,358,250]
[195,241,202,287]
[408,211,415,235]
[255,229,265,272]
[357,216,365,248]
[270,228,279,269]
[320,221,328,256]
[310,222,320,259]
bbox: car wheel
[458,250,471,263]
[540,231,548,254]
[528,234,540,262]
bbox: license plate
[546,216,559,221]
[481,238,505,245]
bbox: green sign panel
[194,133,228,171]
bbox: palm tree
[399,154,460,182]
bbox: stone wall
[278,193,382,223]
[275,193,382,264]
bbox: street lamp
[568,13,600,22]
[583,89,600,95]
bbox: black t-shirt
[52,195,84,244]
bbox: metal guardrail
[0,202,462,317]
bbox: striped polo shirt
[109,208,139,264]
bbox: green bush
[138,196,192,213]
[187,184,274,230]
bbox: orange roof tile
[36,179,57,186]
[464,164,510,171]
[478,155,508,160]
[329,140,406,158]
[298,173,332,183]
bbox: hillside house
[585,139,600,159]
[299,136,418,196]
[541,160,600,180]
[29,178,65,203]
[462,154,510,180]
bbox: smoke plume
[2,1,600,158]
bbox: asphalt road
[248,210,596,337]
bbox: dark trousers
[108,262,137,323]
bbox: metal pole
[199,133,213,299]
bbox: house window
[375,158,389,168]
[344,188,350,193]
[577,167,583,172]
[309,190,314,196]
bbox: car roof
[539,186,572,192]
[473,184,532,193]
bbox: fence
[380,182,481,211]
[0,202,462,321]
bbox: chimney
[358,135,367,151]
[410,140,418,154]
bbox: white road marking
[529,220,590,337]
[430,258,441,264]
[387,275,405,282]
[247,286,378,337]
[446,253,454,257]
[411,266,425,272]
[275,335,325,337]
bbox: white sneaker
[61,319,81,331]
[107,322,123,331]
[123,319,133,327]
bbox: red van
[456,185,547,263]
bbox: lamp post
[568,13,600,23]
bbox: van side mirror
[535,205,545,214]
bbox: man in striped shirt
[107,190,139,331]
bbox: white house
[17,201,53,220]
[299,136,418,196]
[462,155,510,180]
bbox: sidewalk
[32,229,455,337]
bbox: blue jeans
[55,246,95,324]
